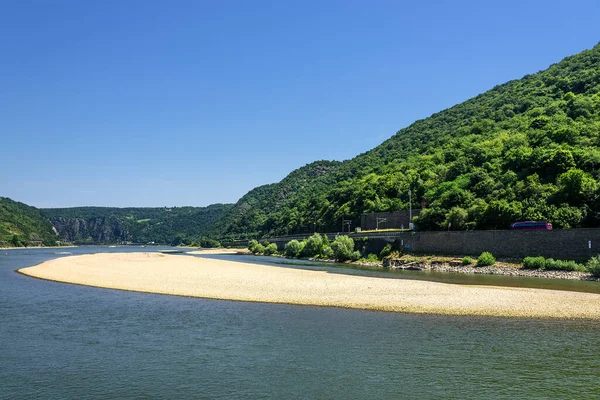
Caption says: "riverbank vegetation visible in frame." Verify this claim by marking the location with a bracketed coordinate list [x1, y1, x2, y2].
[246, 233, 600, 281]
[523, 256, 586, 272]
[248, 234, 362, 262]
[588, 256, 600, 277]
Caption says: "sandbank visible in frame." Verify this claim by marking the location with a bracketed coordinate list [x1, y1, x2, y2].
[185, 248, 250, 255]
[18, 252, 600, 319]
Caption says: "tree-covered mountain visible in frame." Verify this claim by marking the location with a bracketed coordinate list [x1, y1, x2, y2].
[0, 197, 59, 246]
[5, 44, 600, 243]
[211, 160, 343, 237]
[43, 204, 233, 245]
[219, 42, 600, 237]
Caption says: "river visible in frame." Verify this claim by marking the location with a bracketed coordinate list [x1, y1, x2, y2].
[1, 247, 599, 399]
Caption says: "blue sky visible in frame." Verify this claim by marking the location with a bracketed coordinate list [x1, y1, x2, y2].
[1, 0, 599, 208]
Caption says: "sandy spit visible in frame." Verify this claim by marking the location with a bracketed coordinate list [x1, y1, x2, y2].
[18, 252, 600, 319]
[185, 248, 250, 255]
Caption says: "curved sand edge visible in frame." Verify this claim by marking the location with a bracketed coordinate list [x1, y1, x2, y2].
[18, 252, 600, 319]
[185, 248, 250, 255]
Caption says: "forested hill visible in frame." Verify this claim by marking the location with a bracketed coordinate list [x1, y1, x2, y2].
[220, 42, 600, 237]
[0, 197, 58, 246]
[211, 160, 342, 236]
[5, 44, 600, 243]
[42, 204, 233, 245]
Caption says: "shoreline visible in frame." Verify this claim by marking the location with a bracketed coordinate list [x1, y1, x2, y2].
[1, 245, 78, 250]
[380, 260, 594, 281]
[296, 256, 596, 281]
[17, 252, 600, 319]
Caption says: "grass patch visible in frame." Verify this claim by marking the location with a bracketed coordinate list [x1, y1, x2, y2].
[523, 256, 585, 272]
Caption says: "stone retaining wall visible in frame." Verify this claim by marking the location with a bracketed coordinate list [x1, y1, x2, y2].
[227, 228, 600, 261]
[362, 229, 599, 261]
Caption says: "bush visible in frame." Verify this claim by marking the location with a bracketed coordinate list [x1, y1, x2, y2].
[284, 240, 303, 257]
[586, 256, 600, 277]
[247, 239, 259, 252]
[523, 256, 585, 271]
[477, 252, 496, 267]
[264, 243, 278, 256]
[252, 243, 265, 255]
[365, 253, 380, 262]
[523, 256, 546, 269]
[200, 236, 221, 248]
[302, 233, 324, 257]
[330, 235, 355, 261]
[321, 246, 334, 259]
[544, 258, 585, 272]
[379, 244, 392, 259]
[462, 256, 473, 265]
[351, 250, 362, 261]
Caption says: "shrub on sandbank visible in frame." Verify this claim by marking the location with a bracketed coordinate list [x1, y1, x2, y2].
[587, 256, 600, 277]
[477, 252, 496, 267]
[523, 256, 585, 271]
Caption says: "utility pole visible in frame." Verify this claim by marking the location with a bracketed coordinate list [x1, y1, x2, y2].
[409, 189, 412, 230]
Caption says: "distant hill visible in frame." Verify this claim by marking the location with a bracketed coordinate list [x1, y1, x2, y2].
[0, 197, 58, 247]
[42, 204, 233, 245]
[218, 42, 600, 237]
[211, 160, 343, 237]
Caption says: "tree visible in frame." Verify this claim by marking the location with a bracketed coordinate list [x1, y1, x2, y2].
[284, 240, 303, 257]
[252, 243, 265, 255]
[11, 235, 21, 247]
[557, 169, 598, 204]
[445, 207, 468, 230]
[330, 236, 355, 261]
[301, 233, 324, 257]
[247, 239, 259, 252]
[415, 207, 446, 230]
[481, 200, 523, 229]
[552, 205, 583, 228]
[264, 243, 278, 255]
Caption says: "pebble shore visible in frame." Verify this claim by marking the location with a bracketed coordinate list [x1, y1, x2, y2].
[381, 258, 596, 281]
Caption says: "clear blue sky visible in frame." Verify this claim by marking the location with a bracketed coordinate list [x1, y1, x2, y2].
[1, 0, 598, 208]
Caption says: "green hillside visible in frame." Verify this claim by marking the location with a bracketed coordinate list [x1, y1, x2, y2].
[42, 204, 233, 245]
[5, 44, 600, 242]
[0, 197, 58, 246]
[220, 42, 600, 237]
[211, 160, 342, 237]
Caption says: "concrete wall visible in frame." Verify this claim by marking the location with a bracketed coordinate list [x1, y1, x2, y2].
[360, 210, 421, 231]
[361, 228, 600, 261]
